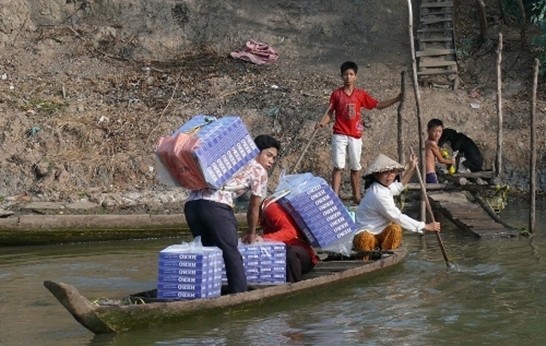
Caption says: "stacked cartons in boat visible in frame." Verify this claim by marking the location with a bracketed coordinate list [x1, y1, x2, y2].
[157, 245, 223, 300]
[222, 242, 287, 285]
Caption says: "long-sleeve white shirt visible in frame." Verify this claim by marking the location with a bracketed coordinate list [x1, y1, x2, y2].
[355, 181, 425, 234]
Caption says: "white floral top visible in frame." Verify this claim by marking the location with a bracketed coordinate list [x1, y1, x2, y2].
[186, 159, 268, 208]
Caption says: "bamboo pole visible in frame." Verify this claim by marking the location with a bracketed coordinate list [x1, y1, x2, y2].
[291, 105, 331, 174]
[406, 0, 426, 220]
[397, 70, 407, 163]
[495, 33, 503, 178]
[529, 58, 538, 234]
[411, 147, 452, 267]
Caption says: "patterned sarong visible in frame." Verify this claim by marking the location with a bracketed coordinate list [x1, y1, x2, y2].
[353, 223, 403, 252]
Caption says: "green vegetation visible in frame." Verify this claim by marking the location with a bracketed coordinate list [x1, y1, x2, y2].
[500, 0, 525, 23]
[456, 38, 476, 60]
[500, 0, 546, 75]
[23, 98, 66, 115]
[530, 0, 546, 75]
[518, 227, 531, 236]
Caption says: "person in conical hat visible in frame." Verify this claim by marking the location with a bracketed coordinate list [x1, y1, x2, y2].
[362, 153, 406, 180]
[353, 153, 441, 255]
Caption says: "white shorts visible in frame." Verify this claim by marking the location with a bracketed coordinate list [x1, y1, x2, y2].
[331, 134, 362, 170]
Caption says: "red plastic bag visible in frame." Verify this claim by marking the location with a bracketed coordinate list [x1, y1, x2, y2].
[155, 132, 208, 190]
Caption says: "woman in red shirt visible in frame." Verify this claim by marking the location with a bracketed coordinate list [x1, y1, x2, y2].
[260, 201, 319, 283]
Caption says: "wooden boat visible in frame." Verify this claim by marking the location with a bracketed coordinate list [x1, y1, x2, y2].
[43, 247, 407, 334]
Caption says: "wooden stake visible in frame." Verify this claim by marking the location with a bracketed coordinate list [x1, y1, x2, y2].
[397, 70, 406, 163]
[530, 58, 538, 234]
[407, 0, 426, 221]
[495, 33, 503, 178]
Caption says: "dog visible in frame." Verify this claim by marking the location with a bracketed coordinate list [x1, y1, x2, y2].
[438, 128, 483, 172]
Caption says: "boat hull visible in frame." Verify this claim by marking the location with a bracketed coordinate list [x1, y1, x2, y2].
[44, 247, 407, 334]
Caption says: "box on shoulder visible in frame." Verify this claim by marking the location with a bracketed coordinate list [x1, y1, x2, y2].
[155, 115, 259, 190]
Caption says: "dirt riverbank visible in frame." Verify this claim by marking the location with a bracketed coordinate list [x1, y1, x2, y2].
[0, 0, 544, 218]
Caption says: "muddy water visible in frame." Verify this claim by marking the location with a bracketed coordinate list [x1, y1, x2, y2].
[1, 198, 545, 346]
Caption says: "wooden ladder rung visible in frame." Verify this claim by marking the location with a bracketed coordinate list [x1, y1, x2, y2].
[418, 69, 458, 76]
[421, 17, 453, 25]
[420, 1, 454, 8]
[419, 60, 458, 68]
[420, 8, 453, 15]
[418, 37, 453, 43]
[417, 27, 453, 33]
[416, 49, 456, 57]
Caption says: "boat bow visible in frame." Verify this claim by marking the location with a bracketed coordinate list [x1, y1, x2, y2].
[43, 280, 115, 334]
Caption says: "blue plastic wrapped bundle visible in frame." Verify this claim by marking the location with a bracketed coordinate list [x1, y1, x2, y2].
[155, 115, 259, 190]
[157, 240, 224, 300]
[221, 241, 287, 285]
[275, 173, 357, 255]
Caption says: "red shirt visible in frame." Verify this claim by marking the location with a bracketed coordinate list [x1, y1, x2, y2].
[260, 202, 319, 265]
[330, 87, 378, 138]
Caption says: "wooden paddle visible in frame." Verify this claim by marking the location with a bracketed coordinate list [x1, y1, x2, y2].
[410, 147, 452, 267]
[291, 104, 332, 173]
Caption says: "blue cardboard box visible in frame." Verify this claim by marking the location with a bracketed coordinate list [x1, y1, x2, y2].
[157, 115, 259, 189]
[278, 176, 357, 248]
[157, 244, 223, 300]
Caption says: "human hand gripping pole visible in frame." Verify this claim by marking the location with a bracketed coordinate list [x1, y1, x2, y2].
[291, 104, 332, 173]
[410, 147, 452, 267]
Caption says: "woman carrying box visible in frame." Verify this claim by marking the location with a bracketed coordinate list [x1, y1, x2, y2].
[183, 135, 280, 294]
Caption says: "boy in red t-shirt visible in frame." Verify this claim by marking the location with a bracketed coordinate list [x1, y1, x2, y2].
[316, 61, 402, 204]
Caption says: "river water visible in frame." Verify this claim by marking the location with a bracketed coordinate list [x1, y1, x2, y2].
[1, 198, 545, 346]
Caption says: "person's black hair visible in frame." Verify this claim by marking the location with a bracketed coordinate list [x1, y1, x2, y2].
[254, 134, 281, 152]
[363, 173, 401, 189]
[364, 175, 377, 190]
[427, 118, 444, 130]
[340, 61, 358, 75]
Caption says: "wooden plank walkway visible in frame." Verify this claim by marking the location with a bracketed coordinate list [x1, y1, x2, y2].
[427, 191, 520, 238]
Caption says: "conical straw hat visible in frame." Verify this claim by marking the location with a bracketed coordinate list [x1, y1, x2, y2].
[363, 154, 405, 178]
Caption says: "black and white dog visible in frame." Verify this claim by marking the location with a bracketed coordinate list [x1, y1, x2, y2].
[438, 128, 483, 172]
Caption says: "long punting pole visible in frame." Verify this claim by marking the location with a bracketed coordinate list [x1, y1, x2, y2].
[529, 58, 538, 234]
[411, 147, 452, 267]
[291, 105, 331, 174]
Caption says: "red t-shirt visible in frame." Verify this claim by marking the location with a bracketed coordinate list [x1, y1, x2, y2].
[260, 202, 319, 265]
[330, 87, 378, 139]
